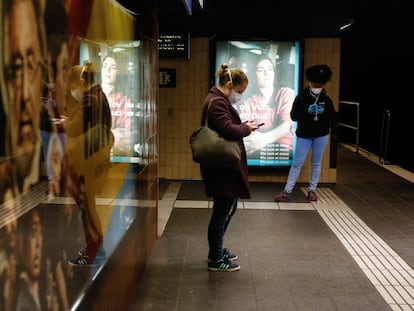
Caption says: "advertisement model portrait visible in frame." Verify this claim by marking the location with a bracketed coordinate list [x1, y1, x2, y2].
[215, 40, 300, 167]
[101, 52, 139, 160]
[240, 55, 295, 164]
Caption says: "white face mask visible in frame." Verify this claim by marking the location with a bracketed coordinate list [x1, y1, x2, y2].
[229, 91, 242, 104]
[45, 82, 55, 90]
[310, 87, 323, 95]
[70, 89, 82, 101]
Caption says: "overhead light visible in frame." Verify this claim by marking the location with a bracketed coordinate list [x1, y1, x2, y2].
[113, 47, 125, 53]
[230, 41, 253, 49]
[249, 49, 262, 55]
[340, 18, 355, 31]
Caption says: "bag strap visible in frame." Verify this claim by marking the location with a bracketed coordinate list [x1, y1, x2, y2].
[204, 97, 220, 126]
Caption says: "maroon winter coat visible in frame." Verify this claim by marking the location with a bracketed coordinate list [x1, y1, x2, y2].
[200, 86, 252, 199]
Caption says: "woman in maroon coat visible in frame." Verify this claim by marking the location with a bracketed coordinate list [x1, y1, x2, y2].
[58, 61, 113, 267]
[201, 64, 259, 272]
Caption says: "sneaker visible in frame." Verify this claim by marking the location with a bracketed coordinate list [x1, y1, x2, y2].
[77, 248, 87, 257]
[208, 259, 240, 272]
[223, 248, 238, 261]
[273, 191, 292, 202]
[68, 252, 106, 267]
[307, 191, 317, 201]
[78, 248, 106, 260]
[68, 255, 94, 267]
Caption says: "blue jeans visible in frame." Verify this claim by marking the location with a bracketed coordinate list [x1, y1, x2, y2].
[208, 196, 238, 261]
[284, 135, 329, 193]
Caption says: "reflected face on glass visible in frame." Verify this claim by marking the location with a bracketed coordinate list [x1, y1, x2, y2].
[49, 134, 62, 180]
[27, 210, 42, 280]
[54, 42, 69, 113]
[5, 220, 18, 251]
[101, 56, 118, 86]
[7, 0, 43, 179]
[256, 59, 274, 88]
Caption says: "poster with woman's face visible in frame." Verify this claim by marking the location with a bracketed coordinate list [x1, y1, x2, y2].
[215, 40, 300, 167]
[79, 39, 144, 164]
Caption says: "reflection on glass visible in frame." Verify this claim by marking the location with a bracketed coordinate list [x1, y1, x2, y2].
[61, 62, 112, 268]
[1, 0, 156, 310]
[79, 39, 143, 164]
[2, 0, 45, 197]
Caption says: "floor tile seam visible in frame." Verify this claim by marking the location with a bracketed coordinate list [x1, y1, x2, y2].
[361, 254, 393, 271]
[172, 199, 317, 210]
[312, 189, 414, 306]
[317, 206, 414, 308]
[111, 198, 138, 205]
[322, 215, 412, 275]
[0, 182, 48, 228]
[44, 197, 141, 206]
[12, 178, 414, 310]
[303, 187, 345, 205]
[350, 251, 414, 306]
[162, 181, 183, 200]
[340, 143, 414, 184]
[320, 206, 382, 240]
[375, 286, 410, 310]
[41, 197, 309, 210]
[173, 242, 191, 310]
[343, 241, 395, 261]
[321, 210, 400, 258]
[364, 269, 402, 287]
[1, 182, 47, 207]
[388, 303, 414, 310]
[361, 264, 414, 286]
[380, 284, 414, 306]
[375, 285, 401, 305]
[321, 211, 406, 263]
[364, 269, 414, 290]
[164, 190, 414, 308]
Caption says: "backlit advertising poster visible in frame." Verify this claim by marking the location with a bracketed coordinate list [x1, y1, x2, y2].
[215, 40, 300, 167]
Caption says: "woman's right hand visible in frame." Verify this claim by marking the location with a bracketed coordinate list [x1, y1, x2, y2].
[245, 120, 259, 132]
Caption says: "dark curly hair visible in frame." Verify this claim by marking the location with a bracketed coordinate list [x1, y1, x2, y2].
[305, 64, 332, 84]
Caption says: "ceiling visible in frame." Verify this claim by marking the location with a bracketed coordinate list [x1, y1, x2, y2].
[115, 0, 413, 38]
[154, 0, 413, 38]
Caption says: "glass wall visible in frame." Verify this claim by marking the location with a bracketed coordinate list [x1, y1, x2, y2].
[1, 0, 158, 309]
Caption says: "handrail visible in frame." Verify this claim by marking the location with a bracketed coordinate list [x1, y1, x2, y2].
[338, 101, 360, 153]
[379, 109, 391, 164]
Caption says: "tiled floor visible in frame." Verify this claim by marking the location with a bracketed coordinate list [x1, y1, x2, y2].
[129, 144, 414, 311]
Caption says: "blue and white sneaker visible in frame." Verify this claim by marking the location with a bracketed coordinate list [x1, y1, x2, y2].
[69, 249, 106, 267]
[223, 248, 238, 261]
[208, 259, 240, 272]
[68, 254, 93, 267]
